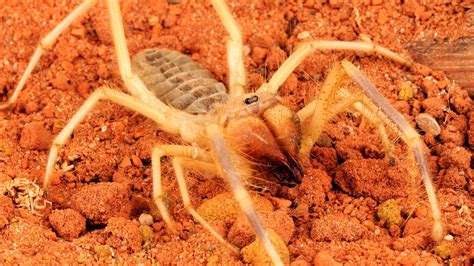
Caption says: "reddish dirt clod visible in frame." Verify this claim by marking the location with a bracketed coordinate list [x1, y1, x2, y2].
[103, 217, 142, 253]
[296, 168, 332, 207]
[70, 182, 132, 225]
[403, 217, 431, 238]
[334, 159, 409, 202]
[313, 250, 341, 266]
[48, 209, 86, 240]
[310, 213, 367, 242]
[228, 209, 295, 248]
[19, 121, 53, 150]
[0, 195, 15, 230]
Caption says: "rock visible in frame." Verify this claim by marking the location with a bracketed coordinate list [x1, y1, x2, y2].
[377, 199, 403, 227]
[334, 159, 409, 202]
[70, 182, 132, 225]
[197, 192, 273, 222]
[434, 241, 452, 259]
[228, 209, 294, 248]
[19, 122, 53, 150]
[313, 250, 342, 266]
[241, 229, 290, 265]
[104, 217, 142, 253]
[415, 113, 441, 136]
[94, 245, 113, 258]
[0, 195, 14, 230]
[311, 214, 366, 242]
[139, 224, 154, 242]
[49, 209, 86, 240]
[138, 213, 154, 226]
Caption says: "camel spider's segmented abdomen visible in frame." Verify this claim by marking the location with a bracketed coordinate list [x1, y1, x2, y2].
[132, 48, 228, 114]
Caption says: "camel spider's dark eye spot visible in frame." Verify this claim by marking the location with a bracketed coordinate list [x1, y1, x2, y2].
[244, 95, 259, 105]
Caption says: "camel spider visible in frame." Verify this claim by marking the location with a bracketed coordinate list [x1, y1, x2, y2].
[1, 0, 444, 264]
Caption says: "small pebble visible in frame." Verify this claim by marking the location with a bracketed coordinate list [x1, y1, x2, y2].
[444, 234, 453, 241]
[297, 31, 311, 39]
[139, 213, 154, 226]
[71, 27, 85, 38]
[94, 245, 113, 258]
[148, 16, 159, 26]
[415, 113, 441, 136]
[131, 155, 143, 167]
[398, 81, 413, 100]
[377, 199, 403, 227]
[374, 228, 381, 236]
[119, 157, 132, 168]
[434, 241, 452, 259]
[139, 224, 154, 242]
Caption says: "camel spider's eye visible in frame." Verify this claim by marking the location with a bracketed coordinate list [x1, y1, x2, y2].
[244, 95, 259, 105]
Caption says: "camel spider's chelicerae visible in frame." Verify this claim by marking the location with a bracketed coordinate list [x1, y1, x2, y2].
[1, 0, 444, 264]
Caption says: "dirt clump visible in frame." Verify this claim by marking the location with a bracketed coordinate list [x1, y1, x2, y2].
[313, 250, 342, 266]
[310, 146, 338, 174]
[70, 182, 132, 225]
[295, 168, 332, 207]
[334, 159, 409, 201]
[438, 146, 471, 189]
[377, 199, 403, 227]
[402, 217, 431, 238]
[103, 217, 142, 253]
[197, 192, 273, 222]
[48, 208, 86, 240]
[228, 209, 294, 248]
[310, 213, 367, 242]
[241, 229, 290, 265]
[0, 195, 15, 230]
[19, 121, 53, 150]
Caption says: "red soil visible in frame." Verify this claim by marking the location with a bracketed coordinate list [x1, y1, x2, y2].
[0, 0, 472, 264]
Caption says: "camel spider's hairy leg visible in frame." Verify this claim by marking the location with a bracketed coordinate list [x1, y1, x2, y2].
[1, 0, 444, 264]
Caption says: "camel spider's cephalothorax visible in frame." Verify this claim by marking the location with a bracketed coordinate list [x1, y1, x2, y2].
[1, 0, 444, 264]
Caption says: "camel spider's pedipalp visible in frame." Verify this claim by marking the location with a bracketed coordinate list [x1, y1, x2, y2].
[1, 0, 444, 264]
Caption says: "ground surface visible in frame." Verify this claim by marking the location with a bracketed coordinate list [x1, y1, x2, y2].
[0, 0, 473, 265]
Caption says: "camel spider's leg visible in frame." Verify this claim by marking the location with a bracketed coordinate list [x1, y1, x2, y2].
[210, 0, 246, 97]
[106, 0, 195, 124]
[150, 145, 215, 233]
[0, 0, 98, 110]
[337, 90, 396, 160]
[298, 61, 442, 241]
[297, 63, 395, 159]
[162, 156, 240, 254]
[106, 0, 148, 100]
[298, 63, 346, 157]
[206, 124, 284, 266]
[340, 60, 443, 241]
[43, 86, 185, 190]
[257, 40, 413, 95]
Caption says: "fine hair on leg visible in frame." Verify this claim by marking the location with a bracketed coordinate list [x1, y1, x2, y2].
[210, 0, 246, 97]
[341, 60, 443, 241]
[258, 40, 413, 95]
[206, 124, 284, 266]
[43, 86, 186, 190]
